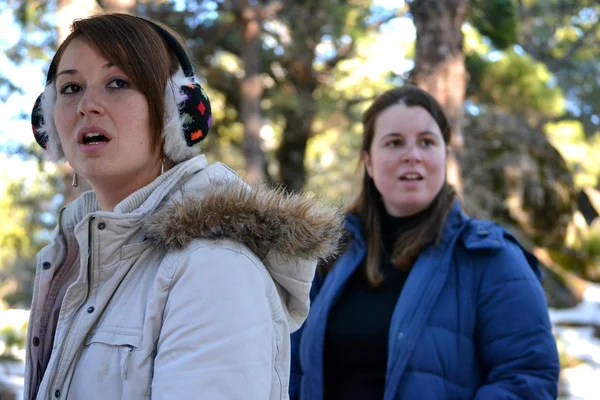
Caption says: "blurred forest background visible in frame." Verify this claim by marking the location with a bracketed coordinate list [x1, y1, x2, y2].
[0, 0, 599, 324]
[1, 0, 600, 396]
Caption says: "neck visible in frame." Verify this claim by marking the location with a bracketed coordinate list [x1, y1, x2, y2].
[90, 164, 163, 212]
[381, 204, 432, 250]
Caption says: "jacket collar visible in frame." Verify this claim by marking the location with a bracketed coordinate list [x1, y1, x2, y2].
[143, 172, 345, 266]
[345, 200, 467, 249]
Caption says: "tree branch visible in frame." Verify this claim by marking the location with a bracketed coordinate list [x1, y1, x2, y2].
[369, 7, 407, 31]
[258, 1, 284, 20]
[555, 18, 600, 65]
[204, 67, 242, 112]
[323, 38, 356, 71]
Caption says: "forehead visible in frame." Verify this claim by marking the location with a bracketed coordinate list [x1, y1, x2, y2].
[56, 38, 113, 72]
[374, 103, 441, 137]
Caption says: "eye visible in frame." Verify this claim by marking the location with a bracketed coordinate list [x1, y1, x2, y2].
[420, 138, 435, 147]
[386, 139, 403, 148]
[59, 83, 82, 95]
[107, 78, 130, 89]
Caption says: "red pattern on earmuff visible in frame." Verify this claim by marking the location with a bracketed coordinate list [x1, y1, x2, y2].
[179, 82, 212, 146]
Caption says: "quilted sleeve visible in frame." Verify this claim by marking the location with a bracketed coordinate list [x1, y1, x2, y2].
[473, 238, 560, 399]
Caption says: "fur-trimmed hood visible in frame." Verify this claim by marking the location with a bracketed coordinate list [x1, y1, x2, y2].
[142, 159, 345, 331]
[144, 182, 344, 264]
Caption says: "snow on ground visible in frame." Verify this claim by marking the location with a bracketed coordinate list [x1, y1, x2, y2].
[552, 284, 600, 400]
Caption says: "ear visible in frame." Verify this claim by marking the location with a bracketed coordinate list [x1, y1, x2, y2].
[363, 151, 373, 178]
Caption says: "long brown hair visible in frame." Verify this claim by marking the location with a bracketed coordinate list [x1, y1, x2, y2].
[347, 85, 457, 287]
[49, 14, 184, 153]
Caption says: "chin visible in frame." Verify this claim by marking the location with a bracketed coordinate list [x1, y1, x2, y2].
[82, 168, 118, 184]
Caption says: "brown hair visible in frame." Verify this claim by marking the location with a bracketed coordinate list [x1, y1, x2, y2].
[49, 13, 183, 152]
[348, 85, 457, 286]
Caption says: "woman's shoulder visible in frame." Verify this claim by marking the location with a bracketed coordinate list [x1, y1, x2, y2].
[155, 236, 268, 284]
[460, 218, 524, 252]
[457, 217, 542, 281]
[342, 213, 363, 239]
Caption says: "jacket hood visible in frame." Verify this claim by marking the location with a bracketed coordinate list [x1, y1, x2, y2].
[144, 181, 344, 262]
[143, 170, 345, 330]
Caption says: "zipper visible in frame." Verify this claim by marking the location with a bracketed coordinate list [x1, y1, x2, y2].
[48, 214, 95, 398]
[120, 346, 134, 379]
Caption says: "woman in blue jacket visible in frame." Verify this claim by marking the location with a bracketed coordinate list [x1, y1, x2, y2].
[290, 86, 560, 399]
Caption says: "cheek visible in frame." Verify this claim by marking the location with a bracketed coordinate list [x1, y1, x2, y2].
[372, 158, 399, 192]
[122, 98, 151, 139]
[115, 105, 155, 156]
[426, 150, 447, 174]
[54, 103, 77, 140]
[372, 151, 398, 173]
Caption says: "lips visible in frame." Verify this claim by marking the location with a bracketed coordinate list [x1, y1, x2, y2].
[83, 132, 109, 144]
[399, 172, 423, 181]
[77, 127, 113, 145]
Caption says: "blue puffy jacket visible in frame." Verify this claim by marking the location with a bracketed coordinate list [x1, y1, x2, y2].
[290, 202, 560, 399]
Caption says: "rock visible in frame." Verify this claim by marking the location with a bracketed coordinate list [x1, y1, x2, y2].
[577, 187, 600, 226]
[542, 265, 580, 309]
[459, 108, 577, 249]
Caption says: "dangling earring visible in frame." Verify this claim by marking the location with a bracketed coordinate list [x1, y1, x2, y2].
[160, 158, 165, 175]
[72, 172, 78, 187]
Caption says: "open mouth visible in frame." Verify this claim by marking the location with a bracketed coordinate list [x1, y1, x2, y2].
[399, 173, 423, 181]
[82, 132, 110, 145]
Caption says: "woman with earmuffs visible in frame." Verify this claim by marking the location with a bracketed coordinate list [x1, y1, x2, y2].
[25, 13, 343, 400]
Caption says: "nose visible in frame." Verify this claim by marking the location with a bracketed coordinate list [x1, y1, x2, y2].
[77, 87, 105, 118]
[401, 142, 422, 163]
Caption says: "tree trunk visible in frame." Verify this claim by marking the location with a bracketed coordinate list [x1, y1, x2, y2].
[275, 3, 324, 193]
[278, 87, 316, 192]
[237, 2, 266, 184]
[409, 0, 468, 194]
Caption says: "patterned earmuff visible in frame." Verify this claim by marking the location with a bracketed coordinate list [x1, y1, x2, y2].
[30, 17, 212, 163]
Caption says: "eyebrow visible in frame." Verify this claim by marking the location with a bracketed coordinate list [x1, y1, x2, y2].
[56, 62, 116, 78]
[382, 131, 439, 138]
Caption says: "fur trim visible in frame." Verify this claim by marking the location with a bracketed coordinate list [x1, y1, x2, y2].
[163, 68, 202, 163]
[144, 181, 346, 263]
[39, 84, 66, 162]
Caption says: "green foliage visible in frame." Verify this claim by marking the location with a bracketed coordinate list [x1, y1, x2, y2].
[4, 0, 55, 65]
[0, 324, 27, 358]
[0, 155, 60, 308]
[463, 24, 491, 56]
[0, 314, 28, 360]
[468, 49, 565, 118]
[518, 1, 600, 136]
[468, 0, 519, 49]
[582, 228, 600, 260]
[303, 26, 413, 201]
[545, 121, 600, 188]
[555, 222, 600, 279]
